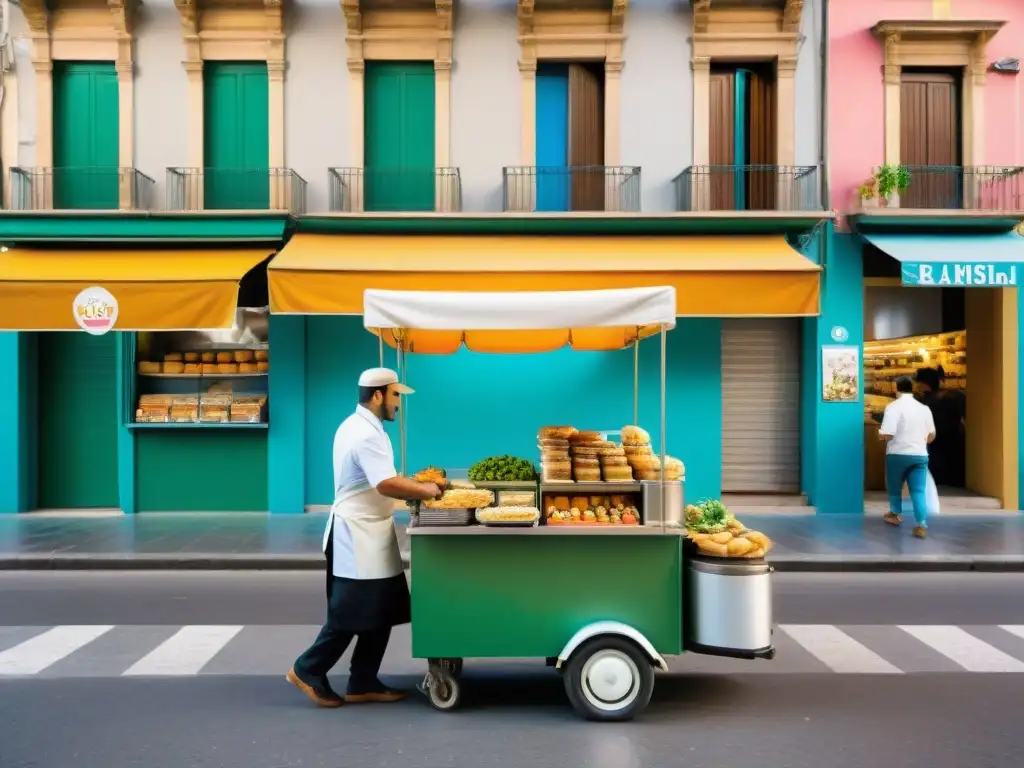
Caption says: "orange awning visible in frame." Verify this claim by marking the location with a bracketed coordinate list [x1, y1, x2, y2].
[268, 234, 821, 318]
[0, 247, 272, 331]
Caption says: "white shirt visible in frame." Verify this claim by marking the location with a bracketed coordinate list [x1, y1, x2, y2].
[328, 406, 398, 577]
[333, 406, 398, 503]
[879, 394, 935, 456]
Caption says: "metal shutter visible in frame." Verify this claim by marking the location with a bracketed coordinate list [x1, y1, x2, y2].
[721, 318, 801, 493]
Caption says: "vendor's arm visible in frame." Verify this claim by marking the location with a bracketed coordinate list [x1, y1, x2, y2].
[878, 405, 896, 442]
[355, 440, 443, 501]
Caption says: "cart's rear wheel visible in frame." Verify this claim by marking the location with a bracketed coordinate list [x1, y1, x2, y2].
[563, 636, 655, 722]
[426, 666, 461, 711]
[427, 657, 464, 678]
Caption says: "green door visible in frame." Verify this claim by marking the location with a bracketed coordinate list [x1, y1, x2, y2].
[364, 61, 435, 211]
[37, 333, 119, 509]
[52, 62, 119, 209]
[204, 62, 270, 209]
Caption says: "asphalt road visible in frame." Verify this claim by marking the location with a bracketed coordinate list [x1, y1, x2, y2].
[1, 570, 1022, 625]
[2, 572, 1023, 768]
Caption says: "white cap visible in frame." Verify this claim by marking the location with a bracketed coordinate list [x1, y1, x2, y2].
[358, 367, 415, 394]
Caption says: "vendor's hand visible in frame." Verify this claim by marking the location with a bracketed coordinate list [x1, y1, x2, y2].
[435, 476, 448, 492]
[422, 483, 443, 500]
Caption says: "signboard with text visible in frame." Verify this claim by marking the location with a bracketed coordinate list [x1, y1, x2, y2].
[900, 262, 1021, 287]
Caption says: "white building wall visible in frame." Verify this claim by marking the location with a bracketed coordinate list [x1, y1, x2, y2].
[3, 0, 823, 213]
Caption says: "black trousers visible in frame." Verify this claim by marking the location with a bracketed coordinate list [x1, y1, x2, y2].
[292, 530, 397, 692]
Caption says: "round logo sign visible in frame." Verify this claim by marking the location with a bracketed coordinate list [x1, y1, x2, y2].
[73, 287, 118, 335]
[830, 325, 849, 343]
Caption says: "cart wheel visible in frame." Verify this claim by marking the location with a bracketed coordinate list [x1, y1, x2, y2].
[427, 657, 464, 678]
[426, 666, 461, 711]
[563, 636, 655, 722]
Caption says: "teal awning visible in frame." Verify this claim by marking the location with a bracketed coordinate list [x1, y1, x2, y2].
[865, 233, 1024, 287]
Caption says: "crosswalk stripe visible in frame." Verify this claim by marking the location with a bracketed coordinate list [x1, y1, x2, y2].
[779, 625, 903, 674]
[0, 626, 114, 676]
[899, 625, 1024, 673]
[999, 626, 1024, 642]
[122, 625, 243, 676]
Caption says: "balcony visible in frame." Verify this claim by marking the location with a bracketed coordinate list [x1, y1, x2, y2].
[502, 166, 641, 213]
[883, 165, 1024, 212]
[328, 168, 462, 213]
[166, 168, 307, 213]
[674, 165, 820, 212]
[9, 166, 155, 210]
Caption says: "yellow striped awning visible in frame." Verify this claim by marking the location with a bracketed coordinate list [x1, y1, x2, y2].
[0, 247, 272, 331]
[268, 234, 821, 319]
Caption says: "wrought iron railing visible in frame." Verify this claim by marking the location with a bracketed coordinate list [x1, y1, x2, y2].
[887, 165, 1024, 211]
[674, 165, 820, 212]
[9, 166, 155, 210]
[165, 168, 307, 213]
[502, 166, 642, 212]
[328, 167, 462, 212]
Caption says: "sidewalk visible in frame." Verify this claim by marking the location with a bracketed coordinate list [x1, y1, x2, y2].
[0, 511, 1022, 572]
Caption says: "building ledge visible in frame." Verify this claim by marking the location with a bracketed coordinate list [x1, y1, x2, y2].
[848, 209, 1021, 235]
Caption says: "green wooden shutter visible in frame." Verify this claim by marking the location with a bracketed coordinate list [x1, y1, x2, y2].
[364, 61, 436, 211]
[52, 62, 119, 209]
[37, 333, 119, 509]
[204, 62, 270, 209]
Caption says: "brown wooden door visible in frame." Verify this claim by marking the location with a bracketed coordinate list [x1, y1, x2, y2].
[900, 72, 960, 208]
[747, 69, 776, 210]
[568, 63, 604, 211]
[709, 72, 735, 210]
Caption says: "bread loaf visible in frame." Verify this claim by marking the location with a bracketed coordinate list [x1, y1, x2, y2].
[538, 426, 576, 440]
[163, 362, 185, 374]
[184, 352, 200, 362]
[233, 350, 254, 363]
[201, 352, 215, 363]
[164, 352, 183, 363]
[217, 363, 239, 374]
[256, 361, 269, 373]
[138, 361, 161, 374]
[183, 363, 201, 374]
[568, 430, 602, 445]
[620, 425, 651, 445]
[238, 363, 257, 373]
[254, 350, 269, 362]
[216, 352, 233, 364]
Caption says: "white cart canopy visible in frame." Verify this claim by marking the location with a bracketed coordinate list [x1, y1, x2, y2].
[363, 287, 676, 354]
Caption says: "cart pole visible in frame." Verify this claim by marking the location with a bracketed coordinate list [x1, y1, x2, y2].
[632, 336, 639, 426]
[379, 334, 384, 367]
[660, 326, 667, 531]
[398, 342, 407, 477]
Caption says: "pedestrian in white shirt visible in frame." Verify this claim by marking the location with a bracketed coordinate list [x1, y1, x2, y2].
[287, 368, 445, 708]
[878, 376, 936, 539]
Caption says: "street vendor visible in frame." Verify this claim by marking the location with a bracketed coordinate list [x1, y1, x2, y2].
[287, 367, 445, 708]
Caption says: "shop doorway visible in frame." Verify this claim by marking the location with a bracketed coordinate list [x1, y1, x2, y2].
[36, 332, 120, 510]
[862, 246, 1009, 509]
[721, 318, 801, 495]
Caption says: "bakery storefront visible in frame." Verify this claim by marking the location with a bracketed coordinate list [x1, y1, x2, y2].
[841, 224, 1024, 511]
[0, 234, 280, 513]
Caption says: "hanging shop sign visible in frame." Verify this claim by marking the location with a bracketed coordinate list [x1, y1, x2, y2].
[821, 345, 859, 403]
[73, 286, 119, 335]
[900, 263, 1020, 287]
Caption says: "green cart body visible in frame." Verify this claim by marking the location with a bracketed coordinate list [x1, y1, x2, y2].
[409, 526, 686, 720]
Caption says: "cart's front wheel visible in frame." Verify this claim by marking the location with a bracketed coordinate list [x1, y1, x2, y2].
[564, 637, 655, 722]
[426, 666, 461, 711]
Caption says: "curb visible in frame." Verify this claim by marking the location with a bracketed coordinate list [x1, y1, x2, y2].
[2, 554, 1023, 572]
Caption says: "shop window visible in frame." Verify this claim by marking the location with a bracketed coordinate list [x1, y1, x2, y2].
[129, 264, 270, 427]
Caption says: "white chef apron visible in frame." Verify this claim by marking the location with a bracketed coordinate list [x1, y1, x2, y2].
[322, 486, 403, 580]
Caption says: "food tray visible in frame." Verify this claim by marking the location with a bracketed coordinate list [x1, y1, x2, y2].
[416, 508, 474, 526]
[475, 508, 540, 527]
[546, 519, 639, 527]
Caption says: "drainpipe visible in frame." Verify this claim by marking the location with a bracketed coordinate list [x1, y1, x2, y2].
[819, 0, 830, 212]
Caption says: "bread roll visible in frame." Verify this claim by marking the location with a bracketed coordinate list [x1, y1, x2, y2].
[569, 431, 602, 444]
[572, 456, 599, 467]
[538, 438, 570, 449]
[599, 454, 628, 466]
[254, 350, 269, 362]
[217, 363, 239, 374]
[634, 469, 663, 481]
[201, 352, 215, 363]
[710, 531, 734, 545]
[696, 539, 729, 557]
[627, 454, 661, 471]
[164, 352, 183, 362]
[552, 496, 570, 511]
[138, 361, 161, 374]
[623, 444, 653, 457]
[183, 363, 202, 374]
[620, 425, 651, 444]
[216, 352, 233, 364]
[163, 361, 185, 374]
[256, 361, 269, 372]
[602, 465, 634, 481]
[183, 352, 199, 362]
[570, 446, 601, 457]
[573, 467, 601, 482]
[201, 363, 218, 374]
[743, 530, 773, 553]
[238, 362, 256, 373]
[233, 350, 254, 363]
[727, 537, 755, 556]
[538, 426, 576, 440]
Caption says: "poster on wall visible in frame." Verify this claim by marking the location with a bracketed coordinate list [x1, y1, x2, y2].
[821, 345, 859, 403]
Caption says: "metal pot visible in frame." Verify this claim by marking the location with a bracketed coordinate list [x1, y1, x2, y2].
[684, 556, 774, 659]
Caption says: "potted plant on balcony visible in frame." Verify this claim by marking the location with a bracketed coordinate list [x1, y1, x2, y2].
[875, 164, 911, 208]
[857, 177, 880, 209]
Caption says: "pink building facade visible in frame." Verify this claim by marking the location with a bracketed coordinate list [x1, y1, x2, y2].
[823, 0, 1024, 515]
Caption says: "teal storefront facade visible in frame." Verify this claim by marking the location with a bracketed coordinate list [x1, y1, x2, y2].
[9, 211, 1017, 516]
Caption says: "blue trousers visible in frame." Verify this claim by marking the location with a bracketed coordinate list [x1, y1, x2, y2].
[886, 454, 930, 527]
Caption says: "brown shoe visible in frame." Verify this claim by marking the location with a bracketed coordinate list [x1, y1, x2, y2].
[883, 512, 902, 527]
[345, 688, 407, 704]
[913, 526, 927, 539]
[287, 667, 343, 708]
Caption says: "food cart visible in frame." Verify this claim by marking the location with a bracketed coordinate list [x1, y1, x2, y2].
[363, 286, 775, 722]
